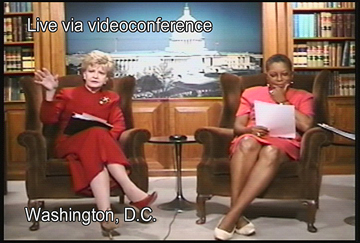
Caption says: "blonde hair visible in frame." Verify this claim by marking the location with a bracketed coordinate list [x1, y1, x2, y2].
[80, 50, 115, 78]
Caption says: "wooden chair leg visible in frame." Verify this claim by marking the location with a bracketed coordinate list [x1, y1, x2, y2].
[27, 200, 44, 231]
[119, 195, 125, 204]
[302, 200, 318, 233]
[196, 194, 212, 224]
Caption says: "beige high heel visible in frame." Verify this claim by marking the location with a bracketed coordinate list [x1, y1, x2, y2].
[100, 209, 121, 240]
[101, 221, 120, 240]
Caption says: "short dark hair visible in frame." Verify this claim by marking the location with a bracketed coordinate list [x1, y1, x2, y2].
[265, 54, 293, 71]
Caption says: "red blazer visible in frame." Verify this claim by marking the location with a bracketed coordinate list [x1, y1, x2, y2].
[40, 85, 126, 144]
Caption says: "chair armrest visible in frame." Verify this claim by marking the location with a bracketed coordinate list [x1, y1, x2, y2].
[195, 126, 234, 160]
[17, 130, 48, 168]
[17, 130, 48, 184]
[119, 128, 151, 162]
[119, 128, 151, 192]
[299, 127, 333, 169]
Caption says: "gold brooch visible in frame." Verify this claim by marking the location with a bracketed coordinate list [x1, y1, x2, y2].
[99, 97, 110, 105]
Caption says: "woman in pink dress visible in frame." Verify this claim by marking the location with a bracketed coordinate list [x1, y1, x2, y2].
[214, 54, 314, 240]
[34, 50, 157, 239]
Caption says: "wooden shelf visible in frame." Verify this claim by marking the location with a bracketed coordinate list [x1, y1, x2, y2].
[4, 12, 33, 16]
[328, 95, 355, 98]
[4, 100, 26, 104]
[4, 71, 34, 75]
[4, 41, 34, 46]
[294, 67, 355, 71]
[293, 37, 355, 41]
[293, 8, 355, 12]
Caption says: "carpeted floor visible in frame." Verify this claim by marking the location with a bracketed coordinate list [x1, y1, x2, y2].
[4, 175, 355, 240]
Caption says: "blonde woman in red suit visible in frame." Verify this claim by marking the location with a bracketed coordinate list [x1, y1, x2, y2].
[34, 50, 157, 239]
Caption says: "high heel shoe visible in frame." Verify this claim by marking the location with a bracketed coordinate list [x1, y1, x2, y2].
[101, 220, 120, 240]
[129, 191, 158, 210]
[214, 216, 235, 240]
[129, 192, 158, 223]
[100, 209, 121, 240]
[235, 216, 255, 236]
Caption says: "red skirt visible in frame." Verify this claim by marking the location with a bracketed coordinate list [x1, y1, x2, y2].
[230, 134, 300, 161]
[56, 127, 130, 196]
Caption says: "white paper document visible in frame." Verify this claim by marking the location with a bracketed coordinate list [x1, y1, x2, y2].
[317, 123, 355, 140]
[254, 100, 296, 138]
[72, 112, 113, 127]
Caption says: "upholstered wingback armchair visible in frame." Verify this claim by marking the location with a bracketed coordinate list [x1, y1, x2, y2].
[195, 70, 333, 232]
[18, 75, 150, 231]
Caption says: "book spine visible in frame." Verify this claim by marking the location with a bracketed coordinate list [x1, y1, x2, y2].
[331, 13, 337, 37]
[344, 13, 351, 37]
[349, 41, 355, 67]
[336, 13, 344, 37]
[5, 17, 13, 42]
[326, 12, 332, 38]
[341, 41, 350, 67]
[4, 2, 10, 13]
[300, 44, 308, 67]
[293, 14, 299, 38]
[336, 42, 343, 67]
[348, 73, 355, 96]
[293, 44, 299, 67]
[350, 13, 355, 38]
[323, 41, 330, 67]
[333, 71, 340, 95]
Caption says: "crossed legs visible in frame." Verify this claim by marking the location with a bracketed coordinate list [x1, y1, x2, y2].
[218, 136, 289, 233]
[90, 164, 148, 212]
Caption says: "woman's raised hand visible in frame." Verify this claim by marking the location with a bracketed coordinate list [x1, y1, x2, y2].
[34, 68, 59, 91]
[268, 83, 290, 104]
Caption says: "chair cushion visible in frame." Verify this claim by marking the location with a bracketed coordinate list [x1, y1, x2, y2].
[46, 158, 71, 176]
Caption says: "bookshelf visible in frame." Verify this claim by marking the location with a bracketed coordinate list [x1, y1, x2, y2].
[289, 2, 355, 97]
[4, 2, 35, 102]
[287, 2, 355, 174]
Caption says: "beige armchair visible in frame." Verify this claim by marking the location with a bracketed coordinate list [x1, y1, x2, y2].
[18, 75, 150, 231]
[195, 70, 333, 232]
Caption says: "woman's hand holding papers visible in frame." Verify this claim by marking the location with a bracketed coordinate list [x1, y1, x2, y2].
[250, 125, 269, 137]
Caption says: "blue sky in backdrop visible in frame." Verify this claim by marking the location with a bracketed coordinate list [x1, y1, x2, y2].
[65, 2, 262, 54]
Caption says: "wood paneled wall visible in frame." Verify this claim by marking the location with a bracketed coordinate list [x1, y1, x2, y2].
[133, 99, 222, 175]
[33, 2, 66, 76]
[262, 2, 292, 63]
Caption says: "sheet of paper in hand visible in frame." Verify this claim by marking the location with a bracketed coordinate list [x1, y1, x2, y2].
[254, 100, 296, 138]
[64, 113, 113, 136]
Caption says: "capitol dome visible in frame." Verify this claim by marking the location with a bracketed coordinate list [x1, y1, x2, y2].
[165, 3, 208, 53]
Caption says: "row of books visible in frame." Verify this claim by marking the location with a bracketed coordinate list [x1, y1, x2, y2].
[296, 71, 355, 97]
[293, 41, 355, 68]
[4, 46, 35, 72]
[4, 77, 25, 101]
[293, 13, 355, 38]
[329, 72, 355, 96]
[292, 2, 355, 9]
[4, 16, 33, 42]
[4, 2, 32, 13]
